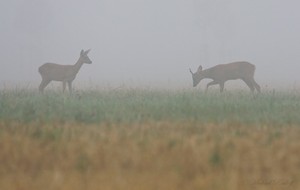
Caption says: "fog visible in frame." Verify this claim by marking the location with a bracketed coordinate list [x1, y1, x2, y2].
[1, 0, 300, 90]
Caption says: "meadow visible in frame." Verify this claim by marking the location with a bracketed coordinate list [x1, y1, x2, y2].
[0, 88, 299, 190]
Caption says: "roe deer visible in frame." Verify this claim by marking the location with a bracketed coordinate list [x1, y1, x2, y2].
[189, 61, 261, 93]
[38, 49, 92, 93]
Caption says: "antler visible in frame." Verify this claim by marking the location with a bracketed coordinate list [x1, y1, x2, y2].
[189, 68, 193, 74]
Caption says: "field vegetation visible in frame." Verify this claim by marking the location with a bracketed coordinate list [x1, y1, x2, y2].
[0, 88, 299, 190]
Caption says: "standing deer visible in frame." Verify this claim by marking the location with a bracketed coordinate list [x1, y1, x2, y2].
[38, 49, 92, 93]
[189, 61, 261, 93]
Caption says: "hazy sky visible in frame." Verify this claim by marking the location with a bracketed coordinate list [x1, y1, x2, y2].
[1, 0, 300, 90]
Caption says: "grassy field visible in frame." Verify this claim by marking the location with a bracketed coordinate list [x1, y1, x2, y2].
[0, 88, 299, 190]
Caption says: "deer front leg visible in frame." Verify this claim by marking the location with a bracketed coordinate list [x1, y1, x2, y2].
[68, 81, 73, 94]
[219, 82, 225, 93]
[39, 79, 51, 93]
[62, 81, 67, 93]
[206, 80, 219, 92]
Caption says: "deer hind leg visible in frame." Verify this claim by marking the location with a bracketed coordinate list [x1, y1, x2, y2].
[242, 78, 255, 92]
[251, 79, 261, 93]
[39, 78, 51, 93]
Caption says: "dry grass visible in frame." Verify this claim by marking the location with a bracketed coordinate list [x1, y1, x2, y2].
[0, 121, 299, 190]
[1, 89, 300, 189]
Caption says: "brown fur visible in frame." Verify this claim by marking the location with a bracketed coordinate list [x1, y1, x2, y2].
[38, 49, 92, 93]
[190, 61, 260, 92]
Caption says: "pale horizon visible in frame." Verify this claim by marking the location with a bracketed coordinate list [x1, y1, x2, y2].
[1, 0, 300, 91]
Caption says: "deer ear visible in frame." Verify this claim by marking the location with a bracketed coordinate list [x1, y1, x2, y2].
[85, 49, 91, 54]
[80, 50, 84, 56]
[197, 65, 202, 72]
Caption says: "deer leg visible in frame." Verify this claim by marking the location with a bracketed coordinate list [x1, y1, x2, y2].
[251, 78, 261, 93]
[67, 81, 73, 94]
[242, 79, 255, 92]
[219, 82, 225, 93]
[39, 79, 51, 93]
[62, 81, 67, 93]
[206, 81, 219, 92]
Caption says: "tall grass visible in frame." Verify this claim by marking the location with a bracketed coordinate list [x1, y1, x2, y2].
[1, 88, 300, 125]
[0, 88, 300, 190]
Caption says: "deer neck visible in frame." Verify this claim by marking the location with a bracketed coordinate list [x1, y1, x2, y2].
[201, 69, 212, 79]
[73, 58, 84, 74]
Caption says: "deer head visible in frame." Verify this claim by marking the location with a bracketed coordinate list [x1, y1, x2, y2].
[189, 65, 203, 87]
[79, 49, 92, 64]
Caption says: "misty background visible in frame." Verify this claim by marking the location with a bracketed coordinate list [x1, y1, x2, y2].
[1, 0, 300, 90]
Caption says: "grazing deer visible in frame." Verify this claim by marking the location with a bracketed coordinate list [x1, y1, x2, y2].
[189, 61, 261, 93]
[38, 49, 92, 93]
